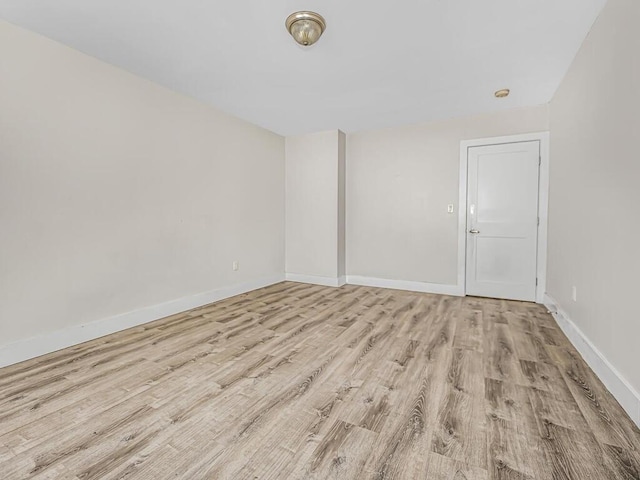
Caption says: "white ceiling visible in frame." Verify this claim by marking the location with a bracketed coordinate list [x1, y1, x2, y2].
[0, 0, 607, 136]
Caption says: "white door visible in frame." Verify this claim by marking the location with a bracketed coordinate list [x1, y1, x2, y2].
[466, 141, 540, 302]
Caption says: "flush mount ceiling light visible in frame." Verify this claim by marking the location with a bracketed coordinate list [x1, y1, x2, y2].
[286, 11, 326, 47]
[495, 88, 510, 98]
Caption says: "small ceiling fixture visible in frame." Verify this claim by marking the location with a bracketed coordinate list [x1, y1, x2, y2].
[495, 88, 510, 98]
[286, 11, 326, 47]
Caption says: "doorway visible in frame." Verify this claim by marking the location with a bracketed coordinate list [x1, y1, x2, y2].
[458, 133, 549, 303]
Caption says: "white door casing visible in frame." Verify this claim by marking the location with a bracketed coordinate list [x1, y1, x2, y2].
[464, 140, 541, 302]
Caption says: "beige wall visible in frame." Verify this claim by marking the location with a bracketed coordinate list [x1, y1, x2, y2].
[347, 106, 549, 285]
[285, 130, 345, 281]
[337, 131, 346, 278]
[548, 0, 640, 394]
[0, 20, 285, 346]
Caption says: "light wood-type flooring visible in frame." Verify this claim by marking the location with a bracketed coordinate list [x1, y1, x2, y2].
[1, 282, 639, 479]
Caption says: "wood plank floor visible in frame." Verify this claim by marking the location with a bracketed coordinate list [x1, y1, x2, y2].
[1, 282, 639, 479]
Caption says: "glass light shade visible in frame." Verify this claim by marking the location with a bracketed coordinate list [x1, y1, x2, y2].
[286, 12, 326, 47]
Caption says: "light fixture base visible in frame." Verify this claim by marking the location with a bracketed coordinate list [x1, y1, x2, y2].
[286, 11, 326, 47]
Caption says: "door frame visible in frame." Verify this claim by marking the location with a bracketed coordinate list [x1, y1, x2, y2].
[457, 132, 550, 304]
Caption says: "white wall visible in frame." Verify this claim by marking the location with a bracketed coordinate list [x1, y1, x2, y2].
[548, 0, 640, 406]
[346, 107, 549, 286]
[285, 130, 345, 284]
[0, 21, 285, 349]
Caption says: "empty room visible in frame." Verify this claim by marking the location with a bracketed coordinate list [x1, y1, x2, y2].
[1, 0, 639, 479]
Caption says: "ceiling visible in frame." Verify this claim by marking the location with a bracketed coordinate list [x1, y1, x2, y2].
[0, 0, 607, 136]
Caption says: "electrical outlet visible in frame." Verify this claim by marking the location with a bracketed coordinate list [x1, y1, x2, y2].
[233, 261, 239, 271]
[571, 286, 577, 302]
[447, 204, 455, 214]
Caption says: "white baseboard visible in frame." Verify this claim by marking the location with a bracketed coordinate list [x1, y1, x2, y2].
[346, 275, 464, 297]
[0, 274, 285, 369]
[285, 273, 346, 287]
[544, 294, 640, 428]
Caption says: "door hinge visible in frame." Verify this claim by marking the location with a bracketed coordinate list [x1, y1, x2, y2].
[539, 156, 541, 166]
[536, 278, 538, 286]
[537, 217, 540, 226]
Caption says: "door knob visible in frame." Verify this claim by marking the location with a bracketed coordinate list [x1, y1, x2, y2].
[469, 229, 480, 234]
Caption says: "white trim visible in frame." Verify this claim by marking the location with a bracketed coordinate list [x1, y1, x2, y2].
[285, 273, 346, 287]
[458, 132, 550, 303]
[536, 134, 550, 304]
[0, 274, 285, 369]
[346, 275, 463, 296]
[457, 141, 469, 295]
[544, 294, 640, 428]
